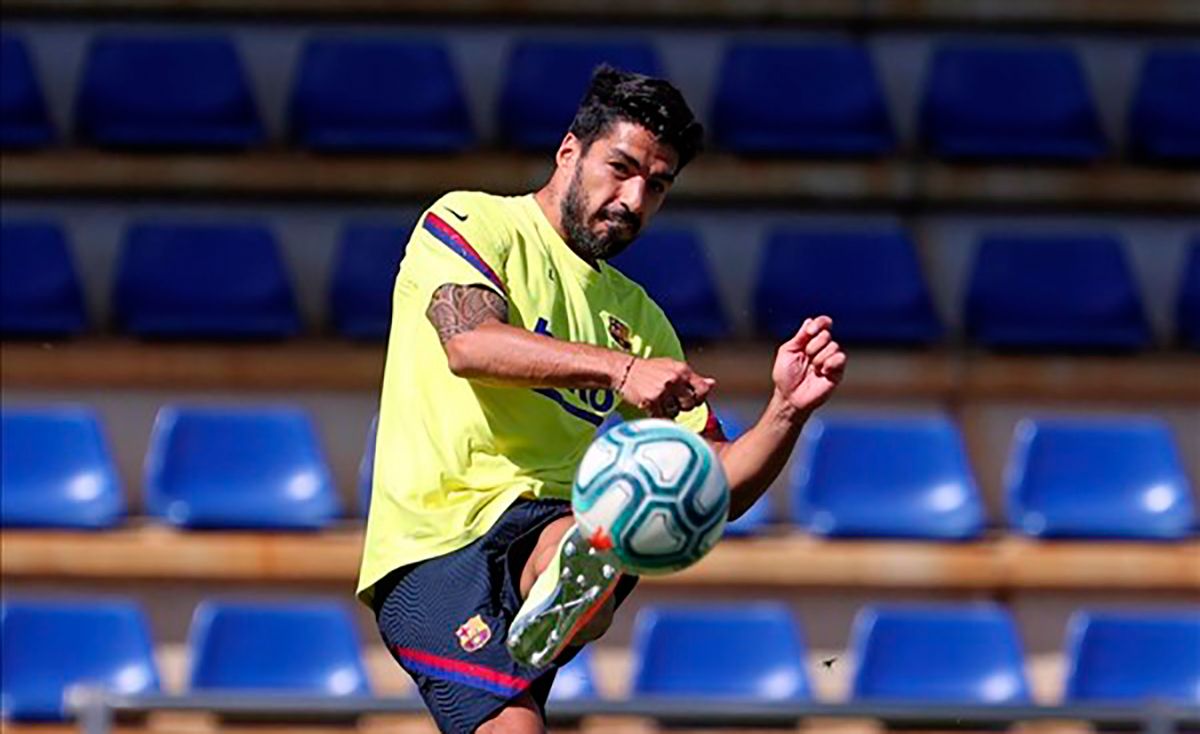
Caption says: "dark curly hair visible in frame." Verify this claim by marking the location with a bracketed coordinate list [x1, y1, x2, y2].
[568, 64, 704, 171]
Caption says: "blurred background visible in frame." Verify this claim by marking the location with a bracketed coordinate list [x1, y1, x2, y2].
[1, 0, 1198, 731]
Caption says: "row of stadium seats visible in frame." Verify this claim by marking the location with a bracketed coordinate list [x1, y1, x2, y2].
[5, 219, 1199, 348]
[3, 33, 1198, 160]
[4, 405, 1194, 539]
[3, 598, 1196, 720]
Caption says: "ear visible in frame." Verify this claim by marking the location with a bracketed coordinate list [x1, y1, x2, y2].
[556, 132, 582, 169]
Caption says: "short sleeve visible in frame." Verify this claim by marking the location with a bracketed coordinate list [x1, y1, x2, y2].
[400, 192, 510, 298]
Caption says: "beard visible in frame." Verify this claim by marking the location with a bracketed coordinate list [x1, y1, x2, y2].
[560, 165, 640, 262]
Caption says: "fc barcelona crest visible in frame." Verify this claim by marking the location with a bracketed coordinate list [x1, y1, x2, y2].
[607, 315, 633, 351]
[455, 614, 492, 652]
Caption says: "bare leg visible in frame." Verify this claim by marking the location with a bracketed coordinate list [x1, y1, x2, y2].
[520, 516, 574, 598]
[475, 520, 594, 733]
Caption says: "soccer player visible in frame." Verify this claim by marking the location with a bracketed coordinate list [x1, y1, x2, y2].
[358, 66, 847, 734]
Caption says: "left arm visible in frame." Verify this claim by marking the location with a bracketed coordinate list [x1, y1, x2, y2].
[707, 316, 846, 520]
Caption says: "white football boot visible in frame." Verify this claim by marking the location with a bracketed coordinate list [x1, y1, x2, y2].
[506, 524, 622, 669]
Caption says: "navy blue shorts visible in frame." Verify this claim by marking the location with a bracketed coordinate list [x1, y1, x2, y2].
[373, 498, 637, 734]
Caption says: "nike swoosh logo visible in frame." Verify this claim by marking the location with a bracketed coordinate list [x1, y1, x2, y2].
[446, 208, 469, 222]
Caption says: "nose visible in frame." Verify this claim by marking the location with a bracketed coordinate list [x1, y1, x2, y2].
[616, 178, 646, 220]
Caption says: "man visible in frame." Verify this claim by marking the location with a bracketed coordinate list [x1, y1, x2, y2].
[358, 66, 847, 734]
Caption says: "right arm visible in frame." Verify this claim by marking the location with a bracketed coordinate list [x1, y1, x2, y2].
[426, 283, 714, 416]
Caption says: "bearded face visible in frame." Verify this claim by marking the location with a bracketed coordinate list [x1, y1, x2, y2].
[560, 162, 642, 262]
[554, 121, 678, 264]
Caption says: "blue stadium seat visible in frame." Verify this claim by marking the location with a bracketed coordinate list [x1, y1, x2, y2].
[76, 35, 263, 148]
[920, 44, 1106, 161]
[0, 220, 86, 336]
[966, 233, 1150, 350]
[188, 600, 369, 695]
[610, 228, 729, 342]
[358, 414, 377, 516]
[114, 221, 300, 339]
[0, 35, 54, 147]
[330, 222, 406, 339]
[712, 42, 895, 156]
[791, 415, 983, 540]
[1, 599, 159, 721]
[755, 228, 942, 345]
[1, 406, 123, 529]
[499, 40, 662, 150]
[1006, 418, 1194, 539]
[1129, 49, 1200, 162]
[632, 604, 809, 699]
[850, 605, 1031, 704]
[1064, 610, 1200, 704]
[1178, 238, 1200, 349]
[290, 39, 474, 152]
[549, 647, 598, 701]
[145, 405, 340, 529]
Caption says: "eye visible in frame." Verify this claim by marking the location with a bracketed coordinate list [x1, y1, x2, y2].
[609, 161, 631, 177]
[648, 180, 668, 195]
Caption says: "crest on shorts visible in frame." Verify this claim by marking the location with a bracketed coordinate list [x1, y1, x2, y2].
[607, 315, 633, 351]
[455, 614, 492, 652]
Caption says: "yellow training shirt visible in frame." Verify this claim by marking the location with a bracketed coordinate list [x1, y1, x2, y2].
[357, 191, 711, 606]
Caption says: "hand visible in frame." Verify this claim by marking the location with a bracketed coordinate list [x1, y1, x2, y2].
[617, 357, 716, 420]
[772, 316, 847, 414]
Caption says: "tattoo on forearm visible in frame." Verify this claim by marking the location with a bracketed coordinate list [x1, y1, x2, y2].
[426, 284, 509, 345]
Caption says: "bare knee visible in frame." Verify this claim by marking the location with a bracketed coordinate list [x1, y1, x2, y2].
[475, 693, 545, 734]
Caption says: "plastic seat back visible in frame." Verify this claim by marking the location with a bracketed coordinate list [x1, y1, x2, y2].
[1, 220, 86, 336]
[712, 42, 895, 156]
[1006, 417, 1194, 539]
[1129, 48, 1200, 162]
[290, 38, 473, 152]
[0, 34, 55, 147]
[115, 221, 300, 339]
[1, 599, 159, 721]
[632, 603, 809, 699]
[145, 405, 340, 529]
[966, 233, 1149, 350]
[921, 44, 1106, 160]
[188, 600, 369, 695]
[851, 604, 1031, 704]
[1065, 610, 1200, 703]
[792, 415, 983, 539]
[1, 406, 123, 528]
[76, 35, 263, 148]
[756, 228, 941, 345]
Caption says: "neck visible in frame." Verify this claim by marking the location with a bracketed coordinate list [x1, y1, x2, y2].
[534, 183, 601, 270]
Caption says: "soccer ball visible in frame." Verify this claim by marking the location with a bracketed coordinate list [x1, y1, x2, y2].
[572, 418, 729, 575]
